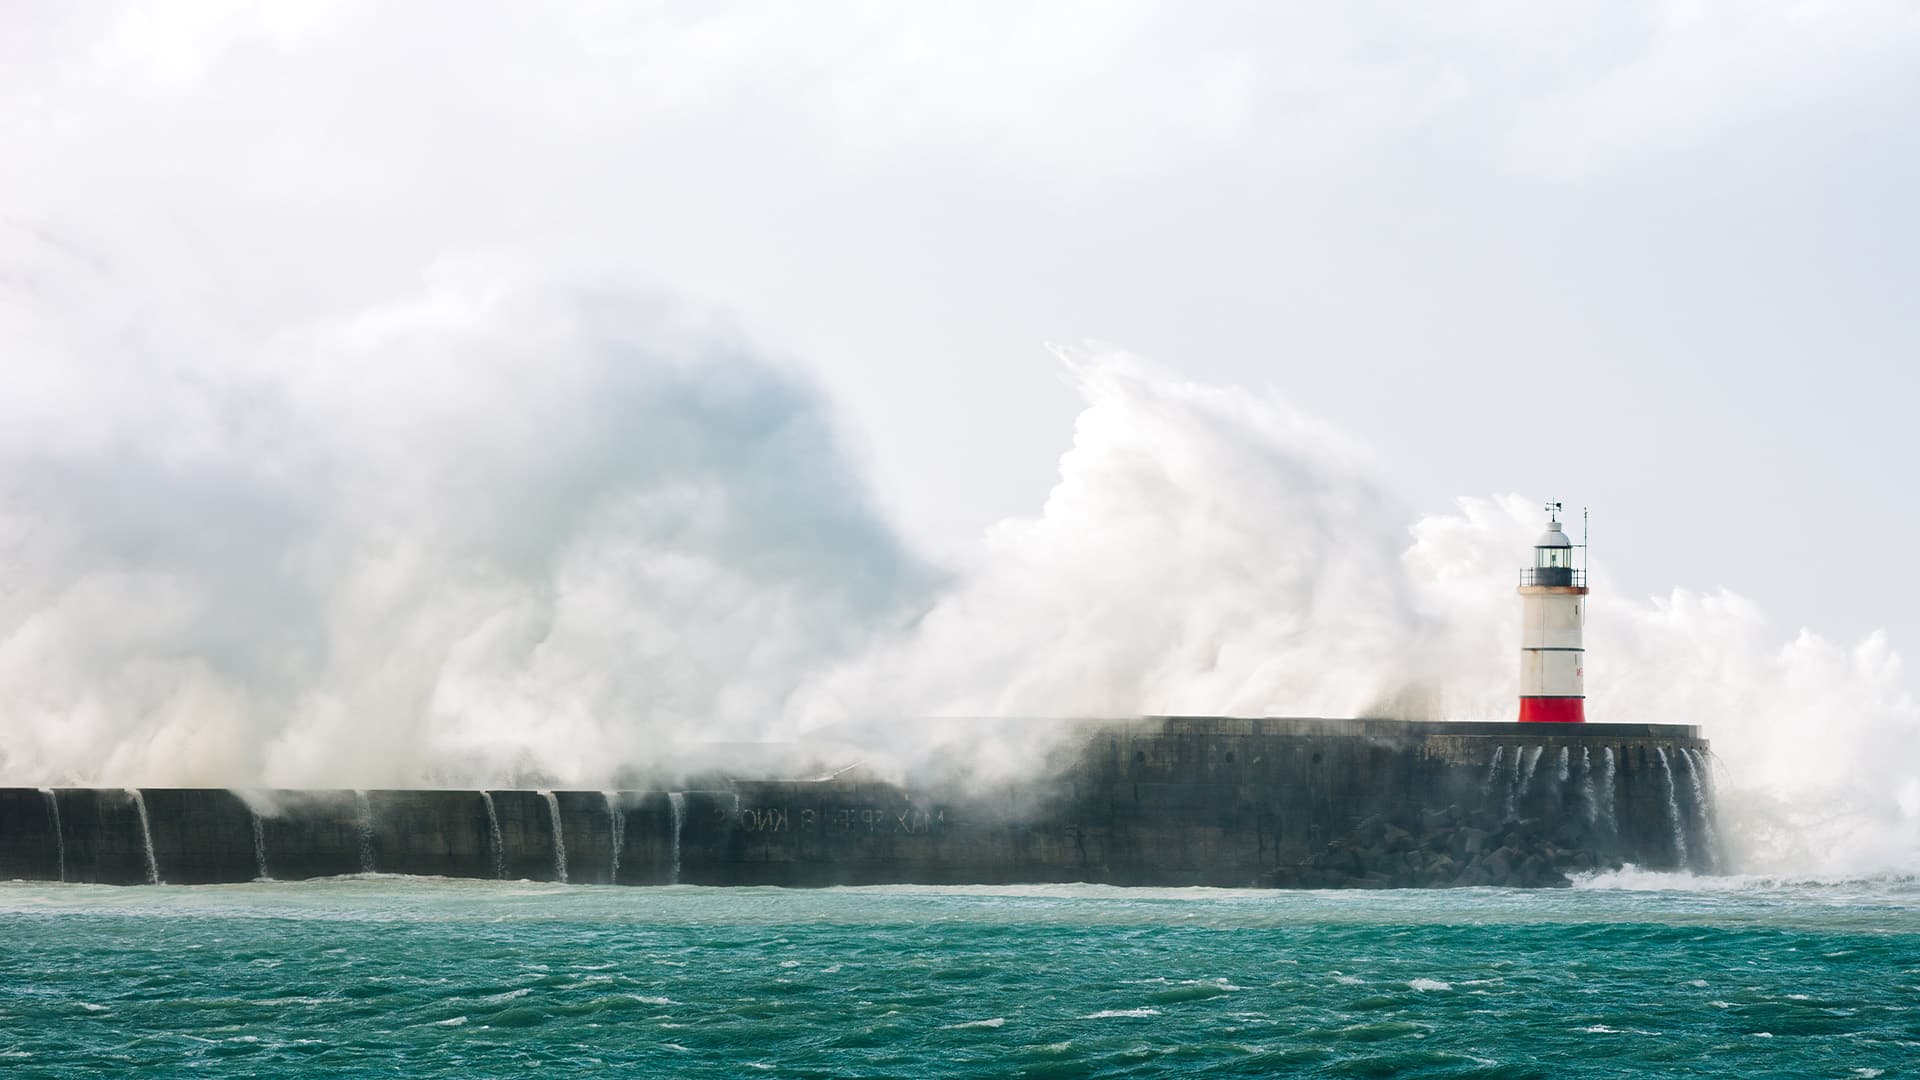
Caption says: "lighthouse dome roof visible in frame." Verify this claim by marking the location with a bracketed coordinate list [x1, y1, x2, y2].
[1534, 522, 1572, 548]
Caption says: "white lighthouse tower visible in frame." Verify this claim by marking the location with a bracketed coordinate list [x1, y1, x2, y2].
[1517, 501, 1587, 723]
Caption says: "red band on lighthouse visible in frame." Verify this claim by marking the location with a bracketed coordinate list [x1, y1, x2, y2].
[1518, 697, 1586, 724]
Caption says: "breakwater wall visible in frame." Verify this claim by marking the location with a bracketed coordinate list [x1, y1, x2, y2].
[0, 718, 1714, 888]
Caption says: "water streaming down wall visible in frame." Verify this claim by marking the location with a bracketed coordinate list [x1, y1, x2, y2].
[541, 790, 568, 884]
[39, 788, 64, 884]
[1503, 746, 1522, 820]
[1656, 748, 1689, 869]
[250, 810, 270, 881]
[1519, 746, 1544, 796]
[1579, 748, 1596, 825]
[668, 792, 687, 886]
[604, 791, 625, 886]
[126, 789, 160, 885]
[1600, 747, 1618, 836]
[1505, 745, 1549, 821]
[1481, 746, 1505, 797]
[0, 720, 1711, 887]
[353, 791, 376, 873]
[1682, 749, 1721, 872]
[480, 791, 505, 880]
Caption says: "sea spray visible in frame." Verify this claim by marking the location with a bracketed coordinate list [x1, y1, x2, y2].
[541, 790, 568, 883]
[668, 792, 686, 884]
[604, 791, 625, 885]
[480, 791, 505, 880]
[1656, 748, 1689, 869]
[127, 788, 159, 885]
[1482, 746, 1505, 796]
[250, 810, 270, 881]
[1682, 749, 1722, 873]
[1557, 746, 1570, 783]
[354, 791, 376, 873]
[39, 788, 64, 883]
[8, 342, 1919, 882]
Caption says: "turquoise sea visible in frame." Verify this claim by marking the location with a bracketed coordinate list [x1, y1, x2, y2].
[1, 875, 1915, 1077]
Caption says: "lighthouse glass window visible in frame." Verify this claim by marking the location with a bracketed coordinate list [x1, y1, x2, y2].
[1537, 547, 1571, 569]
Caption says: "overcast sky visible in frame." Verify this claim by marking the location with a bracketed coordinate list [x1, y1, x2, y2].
[5, 1, 1918, 678]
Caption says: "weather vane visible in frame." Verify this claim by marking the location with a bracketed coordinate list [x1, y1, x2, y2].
[1545, 499, 1562, 522]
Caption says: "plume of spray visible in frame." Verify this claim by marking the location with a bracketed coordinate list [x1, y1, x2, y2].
[0, 257, 931, 789]
[791, 350, 1448, 782]
[4, 253, 1916, 876]
[799, 353, 1920, 872]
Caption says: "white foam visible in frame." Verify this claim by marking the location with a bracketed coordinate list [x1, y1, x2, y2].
[1408, 978, 1452, 992]
[1583, 1024, 1663, 1036]
[1081, 1008, 1161, 1019]
[1572, 866, 1709, 891]
[555, 976, 616, 990]
[1573, 865, 1920, 895]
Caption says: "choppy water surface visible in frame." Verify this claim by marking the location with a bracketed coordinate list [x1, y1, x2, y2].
[2, 874, 1917, 1077]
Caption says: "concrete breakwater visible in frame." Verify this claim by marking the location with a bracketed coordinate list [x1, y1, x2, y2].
[0, 718, 1713, 888]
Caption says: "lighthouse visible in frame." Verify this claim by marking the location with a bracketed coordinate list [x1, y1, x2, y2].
[1517, 502, 1587, 723]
